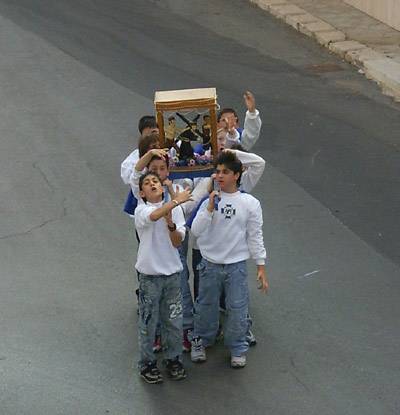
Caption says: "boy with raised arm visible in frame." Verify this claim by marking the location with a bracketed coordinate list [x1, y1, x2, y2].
[218, 91, 262, 150]
[190, 151, 269, 368]
[135, 171, 191, 383]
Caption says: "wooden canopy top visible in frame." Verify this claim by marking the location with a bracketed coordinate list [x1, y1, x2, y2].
[154, 88, 217, 110]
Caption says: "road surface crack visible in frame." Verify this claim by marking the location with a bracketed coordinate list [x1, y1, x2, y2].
[0, 198, 67, 240]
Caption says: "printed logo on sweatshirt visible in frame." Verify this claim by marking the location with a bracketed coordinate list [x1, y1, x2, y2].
[220, 204, 236, 219]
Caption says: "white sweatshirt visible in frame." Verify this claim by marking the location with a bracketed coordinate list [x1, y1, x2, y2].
[120, 149, 139, 185]
[191, 191, 266, 265]
[225, 109, 262, 151]
[135, 201, 185, 276]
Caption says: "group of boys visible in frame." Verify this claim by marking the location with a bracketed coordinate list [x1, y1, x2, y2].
[120, 92, 269, 384]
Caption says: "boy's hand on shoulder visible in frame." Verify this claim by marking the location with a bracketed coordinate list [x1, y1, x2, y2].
[207, 190, 219, 213]
[174, 187, 192, 205]
[256, 265, 269, 294]
[244, 91, 256, 113]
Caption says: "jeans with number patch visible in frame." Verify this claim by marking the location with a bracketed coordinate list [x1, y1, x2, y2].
[138, 272, 183, 368]
[193, 259, 250, 356]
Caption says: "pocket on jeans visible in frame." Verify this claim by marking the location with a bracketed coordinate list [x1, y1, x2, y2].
[196, 259, 206, 272]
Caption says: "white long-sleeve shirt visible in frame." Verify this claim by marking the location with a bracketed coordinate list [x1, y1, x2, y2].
[225, 109, 262, 151]
[120, 149, 139, 185]
[235, 149, 265, 193]
[191, 191, 266, 265]
[135, 201, 185, 275]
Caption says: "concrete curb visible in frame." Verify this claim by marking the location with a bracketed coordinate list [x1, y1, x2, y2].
[250, 0, 400, 102]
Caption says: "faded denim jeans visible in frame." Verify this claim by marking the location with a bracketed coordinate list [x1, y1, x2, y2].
[193, 259, 250, 356]
[138, 272, 183, 368]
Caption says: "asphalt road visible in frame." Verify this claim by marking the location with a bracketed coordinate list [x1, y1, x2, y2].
[0, 1, 399, 414]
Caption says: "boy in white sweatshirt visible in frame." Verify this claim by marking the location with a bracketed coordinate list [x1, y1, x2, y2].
[132, 149, 209, 352]
[190, 151, 269, 368]
[135, 171, 191, 383]
[120, 115, 159, 187]
[218, 91, 262, 151]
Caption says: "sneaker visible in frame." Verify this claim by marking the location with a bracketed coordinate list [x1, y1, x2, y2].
[153, 335, 162, 353]
[182, 329, 192, 353]
[246, 330, 257, 347]
[191, 337, 206, 363]
[231, 355, 246, 368]
[165, 358, 187, 381]
[140, 361, 163, 384]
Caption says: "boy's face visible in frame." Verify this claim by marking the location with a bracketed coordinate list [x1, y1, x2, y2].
[141, 126, 159, 137]
[139, 174, 163, 203]
[219, 112, 238, 129]
[217, 128, 227, 153]
[148, 159, 169, 182]
[215, 163, 240, 192]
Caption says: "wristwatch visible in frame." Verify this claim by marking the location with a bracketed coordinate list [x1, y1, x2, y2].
[168, 223, 177, 232]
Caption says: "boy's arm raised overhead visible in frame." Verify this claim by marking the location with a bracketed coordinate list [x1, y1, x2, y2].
[191, 191, 218, 237]
[226, 149, 265, 192]
[240, 91, 262, 151]
[130, 148, 168, 199]
[135, 148, 167, 173]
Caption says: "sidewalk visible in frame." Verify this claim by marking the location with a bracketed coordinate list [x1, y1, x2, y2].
[250, 0, 400, 102]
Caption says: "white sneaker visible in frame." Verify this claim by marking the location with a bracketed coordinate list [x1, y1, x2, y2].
[246, 329, 257, 347]
[191, 337, 206, 363]
[231, 355, 246, 368]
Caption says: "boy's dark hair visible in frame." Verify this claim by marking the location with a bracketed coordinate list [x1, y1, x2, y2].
[138, 171, 161, 191]
[217, 108, 239, 123]
[138, 133, 160, 157]
[148, 154, 169, 168]
[138, 115, 157, 135]
[215, 151, 243, 187]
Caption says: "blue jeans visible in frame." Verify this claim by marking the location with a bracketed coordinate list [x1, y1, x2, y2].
[178, 233, 194, 331]
[137, 273, 183, 368]
[192, 248, 202, 300]
[193, 259, 250, 356]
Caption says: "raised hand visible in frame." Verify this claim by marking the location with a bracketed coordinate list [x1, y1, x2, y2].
[149, 148, 167, 159]
[243, 91, 256, 113]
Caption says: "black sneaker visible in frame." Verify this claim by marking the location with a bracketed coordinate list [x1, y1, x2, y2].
[165, 358, 187, 381]
[140, 361, 163, 384]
